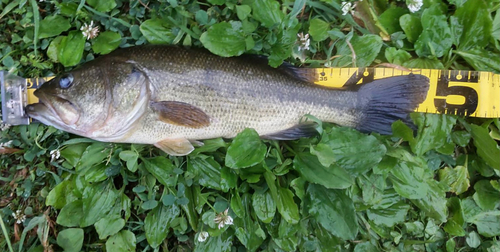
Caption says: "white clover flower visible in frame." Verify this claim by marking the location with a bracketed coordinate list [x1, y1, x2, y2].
[297, 33, 310, 52]
[214, 209, 233, 229]
[407, 0, 423, 13]
[341, 2, 354, 16]
[50, 149, 60, 162]
[197, 231, 209, 242]
[12, 210, 26, 224]
[81, 21, 100, 40]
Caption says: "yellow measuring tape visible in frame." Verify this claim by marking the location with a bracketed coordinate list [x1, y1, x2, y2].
[24, 68, 500, 118]
[313, 68, 500, 118]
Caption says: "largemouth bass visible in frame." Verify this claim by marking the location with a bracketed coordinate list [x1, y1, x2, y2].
[26, 45, 429, 156]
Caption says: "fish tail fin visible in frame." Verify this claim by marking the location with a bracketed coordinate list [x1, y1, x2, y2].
[355, 74, 430, 134]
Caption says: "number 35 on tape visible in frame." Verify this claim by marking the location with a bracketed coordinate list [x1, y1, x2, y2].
[314, 68, 500, 118]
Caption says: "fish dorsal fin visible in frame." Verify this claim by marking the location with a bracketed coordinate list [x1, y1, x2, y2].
[238, 54, 317, 83]
[278, 62, 318, 83]
[150, 101, 210, 128]
[155, 138, 194, 156]
[262, 123, 319, 140]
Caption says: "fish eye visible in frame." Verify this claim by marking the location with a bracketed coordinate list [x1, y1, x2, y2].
[59, 74, 74, 89]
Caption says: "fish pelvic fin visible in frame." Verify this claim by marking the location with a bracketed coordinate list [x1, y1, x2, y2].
[151, 101, 210, 128]
[262, 123, 319, 140]
[155, 138, 194, 156]
[355, 74, 430, 135]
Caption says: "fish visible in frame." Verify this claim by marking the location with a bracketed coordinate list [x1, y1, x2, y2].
[26, 45, 430, 156]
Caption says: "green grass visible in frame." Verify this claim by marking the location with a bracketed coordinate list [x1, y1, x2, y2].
[1, 0, 500, 251]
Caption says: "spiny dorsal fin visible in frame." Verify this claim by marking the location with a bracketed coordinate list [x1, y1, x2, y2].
[151, 101, 210, 128]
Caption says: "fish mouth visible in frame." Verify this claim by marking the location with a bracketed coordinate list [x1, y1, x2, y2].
[26, 92, 80, 128]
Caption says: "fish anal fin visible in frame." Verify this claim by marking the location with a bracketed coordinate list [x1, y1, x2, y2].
[155, 138, 194, 156]
[262, 123, 319, 140]
[151, 101, 210, 128]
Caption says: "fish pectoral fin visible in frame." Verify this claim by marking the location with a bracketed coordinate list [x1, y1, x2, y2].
[150, 101, 210, 128]
[155, 138, 194, 156]
[262, 123, 319, 140]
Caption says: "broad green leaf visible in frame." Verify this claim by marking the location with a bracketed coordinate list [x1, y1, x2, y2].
[466, 231, 481, 248]
[47, 36, 64, 63]
[367, 202, 410, 227]
[230, 192, 245, 218]
[410, 113, 457, 156]
[119, 150, 139, 172]
[235, 194, 265, 250]
[194, 230, 233, 252]
[191, 138, 227, 154]
[200, 21, 247, 57]
[236, 5, 251, 20]
[57, 228, 83, 252]
[58, 30, 85, 67]
[438, 165, 470, 195]
[308, 18, 329, 42]
[399, 14, 422, 43]
[411, 180, 448, 223]
[453, 0, 492, 50]
[333, 34, 383, 67]
[92, 31, 121, 54]
[268, 218, 299, 251]
[251, 0, 284, 28]
[320, 127, 386, 175]
[225, 128, 266, 169]
[75, 142, 109, 172]
[60, 143, 90, 167]
[403, 58, 444, 69]
[57, 200, 83, 227]
[38, 15, 71, 39]
[86, 0, 116, 12]
[492, 10, 500, 41]
[220, 167, 238, 192]
[94, 215, 126, 240]
[462, 197, 483, 222]
[106, 230, 136, 252]
[305, 184, 358, 240]
[207, 0, 225, 4]
[358, 173, 386, 206]
[252, 191, 276, 223]
[472, 180, 500, 211]
[456, 49, 500, 73]
[469, 211, 500, 237]
[443, 197, 465, 236]
[276, 186, 299, 224]
[378, 6, 408, 35]
[268, 23, 300, 67]
[390, 161, 429, 199]
[84, 163, 107, 183]
[354, 242, 378, 252]
[142, 156, 177, 186]
[385, 47, 412, 65]
[180, 185, 199, 231]
[188, 157, 222, 190]
[470, 124, 500, 170]
[144, 205, 180, 248]
[294, 152, 353, 189]
[414, 4, 452, 58]
[46, 180, 78, 209]
[81, 184, 117, 227]
[140, 19, 175, 44]
[451, 130, 471, 147]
